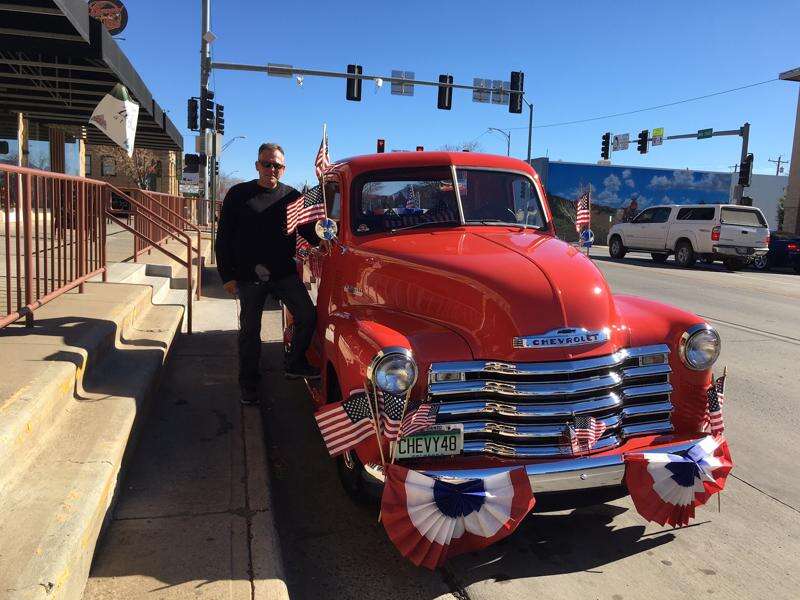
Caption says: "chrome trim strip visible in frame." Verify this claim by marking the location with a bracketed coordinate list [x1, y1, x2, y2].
[450, 164, 466, 225]
[620, 383, 673, 399]
[362, 436, 708, 493]
[463, 435, 620, 457]
[429, 373, 622, 398]
[429, 350, 630, 378]
[462, 415, 621, 439]
[621, 364, 672, 380]
[621, 421, 674, 437]
[621, 402, 674, 419]
[625, 344, 670, 358]
[435, 393, 623, 420]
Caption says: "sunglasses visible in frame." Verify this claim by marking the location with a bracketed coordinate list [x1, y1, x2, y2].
[258, 160, 285, 170]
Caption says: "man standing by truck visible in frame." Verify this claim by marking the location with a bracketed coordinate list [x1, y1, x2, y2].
[216, 142, 320, 405]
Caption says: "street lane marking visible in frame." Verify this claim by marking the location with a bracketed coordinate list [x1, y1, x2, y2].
[698, 315, 800, 345]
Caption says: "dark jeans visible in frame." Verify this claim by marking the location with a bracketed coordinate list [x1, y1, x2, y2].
[237, 274, 316, 388]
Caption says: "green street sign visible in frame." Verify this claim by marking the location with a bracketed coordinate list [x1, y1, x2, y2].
[698, 128, 713, 139]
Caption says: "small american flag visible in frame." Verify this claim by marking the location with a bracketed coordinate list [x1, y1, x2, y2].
[566, 415, 606, 455]
[314, 390, 375, 456]
[575, 191, 590, 233]
[400, 403, 439, 437]
[378, 389, 407, 441]
[315, 125, 330, 179]
[287, 184, 326, 234]
[707, 372, 726, 436]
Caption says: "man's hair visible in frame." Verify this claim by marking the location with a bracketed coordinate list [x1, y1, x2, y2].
[258, 142, 284, 157]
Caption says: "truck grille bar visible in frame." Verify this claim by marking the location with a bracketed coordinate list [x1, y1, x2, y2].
[425, 345, 673, 459]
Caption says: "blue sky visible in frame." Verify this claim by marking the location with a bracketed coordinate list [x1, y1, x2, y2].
[118, 0, 799, 188]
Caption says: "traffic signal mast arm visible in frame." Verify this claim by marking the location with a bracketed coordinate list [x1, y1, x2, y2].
[211, 61, 524, 109]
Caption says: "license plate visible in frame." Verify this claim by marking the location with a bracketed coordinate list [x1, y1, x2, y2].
[393, 424, 464, 459]
[735, 247, 751, 255]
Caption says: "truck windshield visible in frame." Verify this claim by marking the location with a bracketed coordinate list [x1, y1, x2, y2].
[456, 169, 545, 229]
[353, 167, 460, 235]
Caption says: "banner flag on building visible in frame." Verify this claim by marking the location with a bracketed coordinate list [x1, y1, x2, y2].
[381, 465, 535, 569]
[624, 435, 733, 527]
[88, 83, 139, 157]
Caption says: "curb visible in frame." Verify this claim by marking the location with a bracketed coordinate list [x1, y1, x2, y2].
[242, 404, 290, 599]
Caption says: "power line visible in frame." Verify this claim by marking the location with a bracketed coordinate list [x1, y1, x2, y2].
[497, 77, 779, 131]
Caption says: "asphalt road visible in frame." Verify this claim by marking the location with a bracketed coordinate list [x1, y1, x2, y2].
[258, 249, 800, 600]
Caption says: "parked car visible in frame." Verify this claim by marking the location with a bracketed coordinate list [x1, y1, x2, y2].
[752, 230, 800, 273]
[606, 204, 770, 270]
[290, 152, 723, 510]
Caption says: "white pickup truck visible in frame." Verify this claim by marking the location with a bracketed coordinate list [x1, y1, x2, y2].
[607, 204, 770, 270]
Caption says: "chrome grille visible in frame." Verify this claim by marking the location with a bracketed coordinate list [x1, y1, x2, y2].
[426, 345, 673, 459]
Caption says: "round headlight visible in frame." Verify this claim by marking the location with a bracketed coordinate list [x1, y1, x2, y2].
[679, 325, 721, 371]
[369, 349, 418, 395]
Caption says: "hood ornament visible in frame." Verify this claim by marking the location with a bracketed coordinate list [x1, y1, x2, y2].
[513, 327, 609, 349]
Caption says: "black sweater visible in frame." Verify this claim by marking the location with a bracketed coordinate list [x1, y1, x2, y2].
[215, 180, 319, 283]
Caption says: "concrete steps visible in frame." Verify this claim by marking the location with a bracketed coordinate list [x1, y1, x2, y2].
[0, 259, 189, 598]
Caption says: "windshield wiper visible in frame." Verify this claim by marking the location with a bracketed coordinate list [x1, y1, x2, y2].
[390, 219, 460, 233]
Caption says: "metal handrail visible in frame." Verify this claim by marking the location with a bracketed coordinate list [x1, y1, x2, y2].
[122, 188, 202, 300]
[102, 185, 196, 334]
[1, 164, 107, 329]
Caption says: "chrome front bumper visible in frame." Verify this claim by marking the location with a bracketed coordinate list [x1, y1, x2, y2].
[363, 436, 706, 494]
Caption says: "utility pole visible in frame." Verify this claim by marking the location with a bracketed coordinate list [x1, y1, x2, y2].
[199, 0, 211, 225]
[523, 96, 533, 163]
[768, 155, 788, 176]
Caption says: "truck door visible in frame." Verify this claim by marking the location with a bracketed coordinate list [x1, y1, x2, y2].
[627, 207, 658, 247]
[638, 207, 673, 250]
[719, 206, 769, 249]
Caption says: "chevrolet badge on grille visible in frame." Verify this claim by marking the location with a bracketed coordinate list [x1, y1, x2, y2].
[513, 327, 609, 349]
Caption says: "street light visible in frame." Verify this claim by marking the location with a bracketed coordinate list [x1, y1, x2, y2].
[488, 127, 511, 156]
[221, 135, 246, 154]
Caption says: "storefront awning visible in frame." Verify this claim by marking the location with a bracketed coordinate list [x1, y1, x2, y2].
[0, 0, 183, 151]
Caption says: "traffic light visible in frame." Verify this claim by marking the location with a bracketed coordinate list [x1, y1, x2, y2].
[739, 153, 754, 187]
[187, 98, 198, 130]
[184, 153, 200, 173]
[437, 74, 453, 110]
[200, 88, 215, 130]
[509, 71, 524, 114]
[416, 146, 424, 151]
[637, 129, 649, 154]
[214, 159, 219, 176]
[601, 132, 611, 160]
[346, 64, 363, 101]
[376, 138, 385, 153]
[215, 104, 225, 135]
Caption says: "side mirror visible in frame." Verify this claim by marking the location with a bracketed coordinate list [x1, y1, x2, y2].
[315, 218, 338, 241]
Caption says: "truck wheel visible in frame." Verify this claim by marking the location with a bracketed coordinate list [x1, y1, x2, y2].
[752, 254, 770, 270]
[609, 236, 627, 259]
[650, 253, 668, 263]
[723, 258, 746, 271]
[674, 241, 696, 268]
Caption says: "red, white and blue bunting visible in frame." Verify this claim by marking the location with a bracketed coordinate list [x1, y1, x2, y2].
[624, 436, 733, 528]
[380, 465, 534, 569]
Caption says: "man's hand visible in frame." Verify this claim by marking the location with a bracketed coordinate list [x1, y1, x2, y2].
[223, 280, 238, 296]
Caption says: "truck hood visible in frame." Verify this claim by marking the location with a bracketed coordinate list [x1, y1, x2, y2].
[355, 228, 626, 361]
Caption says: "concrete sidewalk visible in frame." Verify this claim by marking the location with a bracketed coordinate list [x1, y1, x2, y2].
[83, 266, 288, 599]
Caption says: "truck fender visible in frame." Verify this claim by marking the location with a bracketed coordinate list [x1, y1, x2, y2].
[614, 294, 714, 433]
[322, 307, 473, 465]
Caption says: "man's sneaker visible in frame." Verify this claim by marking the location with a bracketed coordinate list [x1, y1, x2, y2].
[285, 363, 321, 380]
[240, 386, 260, 405]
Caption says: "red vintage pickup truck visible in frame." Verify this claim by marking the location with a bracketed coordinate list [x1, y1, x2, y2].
[292, 151, 720, 506]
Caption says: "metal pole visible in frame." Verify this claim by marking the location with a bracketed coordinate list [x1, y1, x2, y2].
[199, 0, 211, 225]
[210, 133, 216, 264]
[526, 101, 533, 163]
[733, 122, 750, 205]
